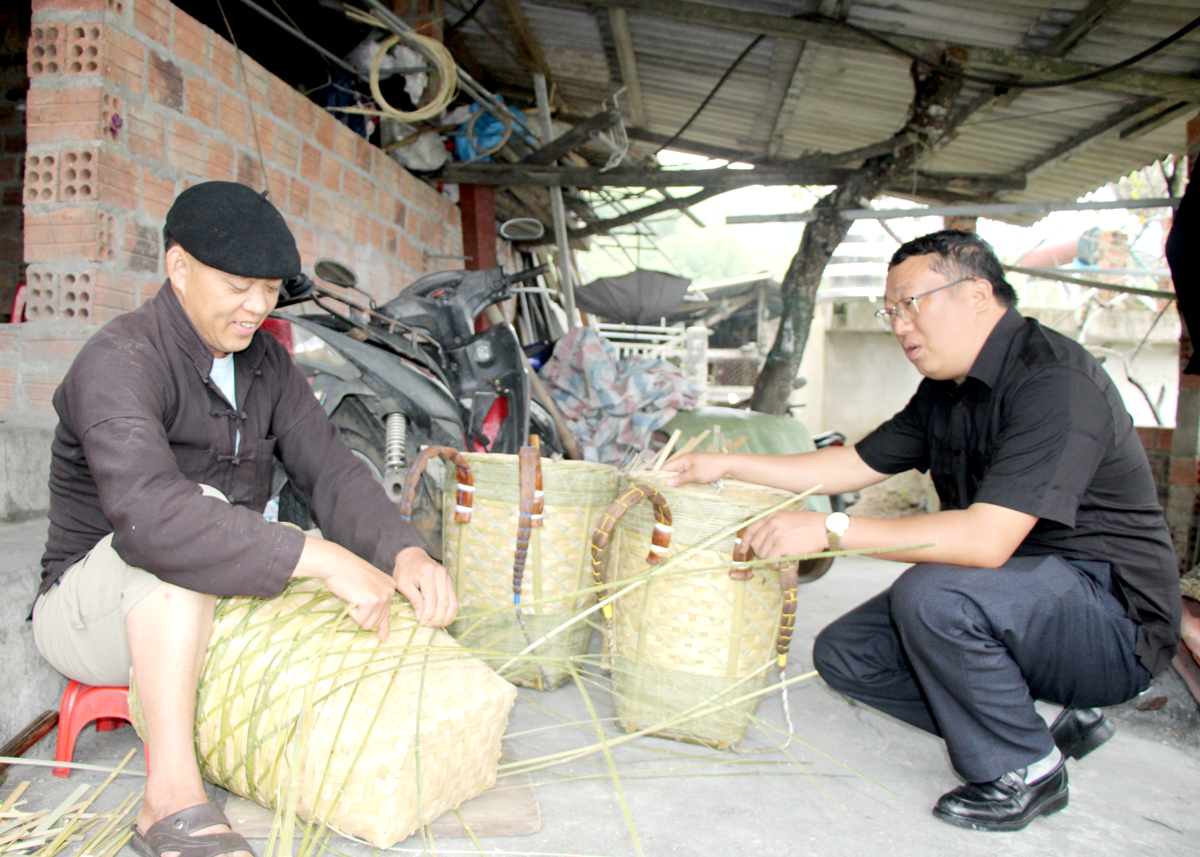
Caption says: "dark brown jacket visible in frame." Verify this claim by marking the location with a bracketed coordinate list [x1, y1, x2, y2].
[40, 282, 422, 597]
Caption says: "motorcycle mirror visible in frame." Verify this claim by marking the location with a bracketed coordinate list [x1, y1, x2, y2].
[314, 258, 359, 289]
[499, 218, 545, 242]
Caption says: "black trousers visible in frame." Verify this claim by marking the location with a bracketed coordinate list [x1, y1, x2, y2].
[812, 555, 1151, 783]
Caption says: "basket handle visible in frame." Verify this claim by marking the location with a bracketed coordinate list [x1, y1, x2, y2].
[511, 443, 542, 604]
[398, 446, 474, 524]
[589, 484, 673, 610]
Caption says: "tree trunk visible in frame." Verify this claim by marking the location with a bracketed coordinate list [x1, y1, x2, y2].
[750, 52, 967, 415]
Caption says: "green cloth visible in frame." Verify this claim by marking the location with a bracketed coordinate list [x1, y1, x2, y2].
[662, 407, 832, 514]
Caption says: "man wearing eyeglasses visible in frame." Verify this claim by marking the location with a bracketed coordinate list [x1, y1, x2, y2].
[665, 229, 1180, 832]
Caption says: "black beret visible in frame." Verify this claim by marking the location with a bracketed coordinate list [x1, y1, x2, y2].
[164, 181, 301, 279]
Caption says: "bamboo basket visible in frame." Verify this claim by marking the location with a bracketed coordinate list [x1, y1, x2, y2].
[129, 577, 517, 848]
[596, 473, 811, 749]
[427, 450, 620, 689]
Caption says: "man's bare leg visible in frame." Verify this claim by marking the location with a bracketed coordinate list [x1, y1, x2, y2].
[125, 582, 250, 856]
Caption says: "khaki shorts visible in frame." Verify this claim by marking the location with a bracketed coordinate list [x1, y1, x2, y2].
[32, 485, 228, 687]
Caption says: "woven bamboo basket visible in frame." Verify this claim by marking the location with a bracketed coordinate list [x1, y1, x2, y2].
[596, 473, 816, 750]
[129, 577, 517, 848]
[422, 449, 619, 689]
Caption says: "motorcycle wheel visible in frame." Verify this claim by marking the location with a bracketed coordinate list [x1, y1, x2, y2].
[277, 398, 444, 559]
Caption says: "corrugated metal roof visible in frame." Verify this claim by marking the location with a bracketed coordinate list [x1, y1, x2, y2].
[451, 0, 1200, 208]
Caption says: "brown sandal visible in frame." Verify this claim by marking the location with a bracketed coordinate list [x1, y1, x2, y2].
[129, 802, 256, 857]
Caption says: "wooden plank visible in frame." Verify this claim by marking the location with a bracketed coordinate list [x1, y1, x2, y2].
[609, 7, 647, 127]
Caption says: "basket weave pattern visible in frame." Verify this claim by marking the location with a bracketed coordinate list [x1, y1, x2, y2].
[130, 578, 517, 848]
[607, 475, 795, 749]
[444, 454, 619, 688]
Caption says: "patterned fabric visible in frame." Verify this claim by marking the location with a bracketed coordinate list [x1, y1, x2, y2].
[539, 327, 702, 465]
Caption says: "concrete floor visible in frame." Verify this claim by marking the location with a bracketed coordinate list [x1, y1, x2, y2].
[5, 544, 1199, 857]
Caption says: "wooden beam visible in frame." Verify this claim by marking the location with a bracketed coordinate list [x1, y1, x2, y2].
[1120, 100, 1195, 140]
[491, 0, 553, 83]
[571, 187, 727, 237]
[540, 0, 1200, 101]
[608, 7, 648, 127]
[1040, 0, 1132, 57]
[439, 161, 850, 188]
[522, 108, 622, 164]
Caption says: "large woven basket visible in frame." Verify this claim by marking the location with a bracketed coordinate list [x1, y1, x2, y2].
[432, 450, 620, 689]
[597, 473, 812, 749]
[129, 578, 517, 848]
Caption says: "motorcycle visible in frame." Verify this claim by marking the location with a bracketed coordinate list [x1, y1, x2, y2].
[264, 258, 561, 553]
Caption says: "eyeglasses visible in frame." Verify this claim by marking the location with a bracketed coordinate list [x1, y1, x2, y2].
[875, 277, 974, 331]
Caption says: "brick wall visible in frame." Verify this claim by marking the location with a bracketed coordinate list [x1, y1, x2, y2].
[6, 0, 463, 412]
[1137, 426, 1173, 511]
[0, 9, 30, 318]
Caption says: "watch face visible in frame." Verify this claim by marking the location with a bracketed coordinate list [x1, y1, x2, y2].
[827, 512, 850, 535]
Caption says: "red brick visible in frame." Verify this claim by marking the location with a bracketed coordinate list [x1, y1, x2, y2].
[140, 278, 162, 303]
[208, 35, 238, 90]
[1170, 458, 1200, 487]
[352, 211, 368, 245]
[342, 169, 361, 209]
[369, 217, 384, 252]
[64, 23, 103, 77]
[103, 26, 146, 92]
[134, 0, 171, 46]
[219, 90, 249, 143]
[25, 375, 64, 412]
[314, 110, 336, 151]
[0, 329, 17, 354]
[0, 366, 14, 411]
[334, 122, 356, 164]
[26, 87, 105, 143]
[249, 113, 275, 160]
[241, 58, 270, 109]
[173, 9, 207, 70]
[143, 167, 175, 219]
[319, 155, 341, 194]
[273, 125, 299, 171]
[97, 148, 139, 210]
[123, 221, 159, 273]
[22, 326, 93, 360]
[385, 226, 398, 257]
[392, 199, 406, 228]
[125, 101, 165, 159]
[236, 150, 263, 190]
[183, 76, 217, 127]
[293, 225, 318, 264]
[1157, 427, 1175, 452]
[25, 208, 109, 262]
[267, 76, 294, 123]
[299, 141, 320, 181]
[102, 92, 123, 143]
[288, 177, 310, 219]
[205, 138, 234, 181]
[292, 95, 316, 137]
[167, 120, 205, 175]
[28, 23, 67, 79]
[32, 0, 105, 8]
[264, 166, 288, 206]
[148, 51, 184, 111]
[96, 282, 136, 312]
[310, 190, 331, 230]
[355, 136, 372, 173]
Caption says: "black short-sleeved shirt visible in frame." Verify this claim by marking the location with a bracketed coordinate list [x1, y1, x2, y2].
[856, 307, 1181, 677]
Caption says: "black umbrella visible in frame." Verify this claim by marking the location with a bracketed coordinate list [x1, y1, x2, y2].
[575, 268, 692, 325]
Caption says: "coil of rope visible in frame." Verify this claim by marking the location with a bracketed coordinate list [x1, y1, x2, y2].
[336, 9, 459, 123]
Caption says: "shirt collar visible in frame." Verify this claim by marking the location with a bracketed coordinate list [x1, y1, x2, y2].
[965, 305, 1025, 391]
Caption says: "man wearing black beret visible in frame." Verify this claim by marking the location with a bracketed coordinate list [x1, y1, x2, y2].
[32, 181, 457, 857]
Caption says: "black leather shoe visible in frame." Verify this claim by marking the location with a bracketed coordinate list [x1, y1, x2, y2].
[932, 764, 1069, 832]
[1051, 707, 1115, 760]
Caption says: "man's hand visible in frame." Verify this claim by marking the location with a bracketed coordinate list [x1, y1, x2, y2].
[394, 546, 458, 627]
[743, 510, 830, 560]
[299, 537, 398, 642]
[662, 452, 734, 487]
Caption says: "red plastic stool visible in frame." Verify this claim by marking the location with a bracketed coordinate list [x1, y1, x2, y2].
[53, 681, 133, 777]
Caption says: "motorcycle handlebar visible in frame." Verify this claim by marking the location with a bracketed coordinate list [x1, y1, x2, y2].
[505, 264, 548, 286]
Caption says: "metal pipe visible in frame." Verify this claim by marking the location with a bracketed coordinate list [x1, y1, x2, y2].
[533, 72, 579, 328]
[726, 197, 1182, 225]
[1004, 265, 1175, 300]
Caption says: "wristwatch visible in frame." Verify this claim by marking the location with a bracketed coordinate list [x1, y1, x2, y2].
[825, 512, 851, 551]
